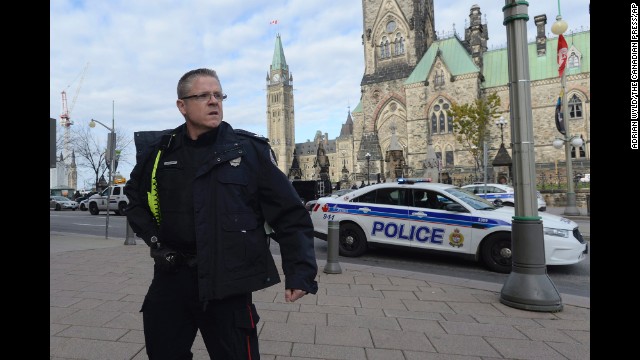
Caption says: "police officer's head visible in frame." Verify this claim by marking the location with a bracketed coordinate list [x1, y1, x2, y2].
[176, 68, 226, 140]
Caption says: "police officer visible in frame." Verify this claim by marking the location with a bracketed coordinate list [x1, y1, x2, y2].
[125, 68, 318, 360]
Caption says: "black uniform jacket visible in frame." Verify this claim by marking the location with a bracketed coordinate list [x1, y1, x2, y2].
[125, 121, 318, 301]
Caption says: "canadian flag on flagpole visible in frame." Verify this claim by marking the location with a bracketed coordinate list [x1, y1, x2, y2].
[557, 34, 568, 77]
[270, 20, 278, 25]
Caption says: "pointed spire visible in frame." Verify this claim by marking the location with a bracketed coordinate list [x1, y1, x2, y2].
[271, 33, 288, 71]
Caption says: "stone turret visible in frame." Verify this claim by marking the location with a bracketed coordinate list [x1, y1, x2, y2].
[464, 4, 489, 69]
[534, 14, 547, 56]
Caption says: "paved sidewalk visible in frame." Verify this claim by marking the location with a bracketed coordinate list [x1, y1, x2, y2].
[50, 232, 589, 360]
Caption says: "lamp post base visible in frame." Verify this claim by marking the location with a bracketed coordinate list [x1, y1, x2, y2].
[500, 219, 563, 312]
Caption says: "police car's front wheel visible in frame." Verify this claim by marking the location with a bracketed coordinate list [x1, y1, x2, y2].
[480, 233, 512, 273]
[339, 223, 367, 257]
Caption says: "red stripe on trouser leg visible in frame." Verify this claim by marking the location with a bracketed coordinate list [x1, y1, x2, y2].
[246, 335, 251, 360]
[246, 304, 255, 360]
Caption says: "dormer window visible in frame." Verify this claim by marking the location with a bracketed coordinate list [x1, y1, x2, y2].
[434, 70, 445, 90]
[568, 52, 580, 68]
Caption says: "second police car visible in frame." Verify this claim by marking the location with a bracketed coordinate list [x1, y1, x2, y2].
[309, 179, 587, 273]
[460, 183, 547, 211]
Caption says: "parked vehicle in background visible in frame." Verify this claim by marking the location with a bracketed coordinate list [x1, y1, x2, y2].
[50, 196, 78, 211]
[460, 183, 547, 211]
[309, 180, 587, 273]
[579, 173, 590, 183]
[86, 184, 129, 215]
[75, 192, 97, 211]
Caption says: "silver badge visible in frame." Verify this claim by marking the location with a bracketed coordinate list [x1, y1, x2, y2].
[230, 157, 241, 167]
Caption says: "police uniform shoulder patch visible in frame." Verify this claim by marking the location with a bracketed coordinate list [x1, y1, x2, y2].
[234, 129, 270, 144]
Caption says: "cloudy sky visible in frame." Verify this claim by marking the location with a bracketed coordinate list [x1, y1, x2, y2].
[50, 0, 590, 188]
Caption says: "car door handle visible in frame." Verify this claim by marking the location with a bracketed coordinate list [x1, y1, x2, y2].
[358, 207, 371, 213]
[411, 212, 427, 218]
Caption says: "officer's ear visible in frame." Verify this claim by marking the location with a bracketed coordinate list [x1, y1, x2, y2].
[176, 99, 188, 116]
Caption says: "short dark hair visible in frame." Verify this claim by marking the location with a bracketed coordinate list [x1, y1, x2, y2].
[177, 68, 221, 98]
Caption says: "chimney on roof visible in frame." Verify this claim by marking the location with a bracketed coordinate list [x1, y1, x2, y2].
[534, 14, 547, 56]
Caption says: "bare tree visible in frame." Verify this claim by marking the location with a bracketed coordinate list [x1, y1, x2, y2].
[70, 124, 133, 189]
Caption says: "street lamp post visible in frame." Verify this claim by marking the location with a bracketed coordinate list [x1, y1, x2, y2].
[500, 0, 562, 312]
[365, 153, 371, 186]
[551, 9, 580, 216]
[89, 110, 116, 239]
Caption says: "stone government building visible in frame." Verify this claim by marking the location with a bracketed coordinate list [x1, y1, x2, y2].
[266, 0, 590, 188]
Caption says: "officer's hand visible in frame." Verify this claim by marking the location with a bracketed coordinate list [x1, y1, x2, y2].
[150, 246, 178, 269]
[285, 289, 307, 303]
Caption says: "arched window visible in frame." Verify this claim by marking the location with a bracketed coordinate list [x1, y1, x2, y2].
[430, 98, 452, 135]
[431, 113, 437, 135]
[568, 94, 582, 119]
[394, 33, 404, 55]
[445, 146, 454, 166]
[379, 37, 386, 58]
[384, 39, 390, 58]
[569, 135, 586, 159]
[444, 103, 452, 133]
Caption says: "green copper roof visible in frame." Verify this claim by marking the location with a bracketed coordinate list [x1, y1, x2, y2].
[405, 36, 479, 85]
[482, 31, 590, 88]
[352, 101, 363, 113]
[271, 33, 288, 71]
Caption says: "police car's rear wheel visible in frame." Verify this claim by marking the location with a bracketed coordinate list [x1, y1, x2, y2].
[480, 233, 512, 273]
[339, 223, 367, 257]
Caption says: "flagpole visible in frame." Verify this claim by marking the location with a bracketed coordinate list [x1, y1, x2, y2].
[559, 61, 581, 215]
[552, 5, 580, 215]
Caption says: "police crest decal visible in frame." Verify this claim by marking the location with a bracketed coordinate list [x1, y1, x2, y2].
[448, 229, 464, 248]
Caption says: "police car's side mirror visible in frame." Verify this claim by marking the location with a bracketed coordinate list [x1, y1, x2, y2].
[493, 199, 503, 207]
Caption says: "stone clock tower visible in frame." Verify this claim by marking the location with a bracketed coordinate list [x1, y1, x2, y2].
[266, 33, 295, 174]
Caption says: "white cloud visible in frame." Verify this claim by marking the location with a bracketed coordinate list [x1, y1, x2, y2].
[50, 0, 589, 187]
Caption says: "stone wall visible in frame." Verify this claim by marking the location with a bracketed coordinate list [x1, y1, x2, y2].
[540, 189, 590, 208]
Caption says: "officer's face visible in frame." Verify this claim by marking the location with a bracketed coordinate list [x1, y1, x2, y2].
[177, 76, 224, 139]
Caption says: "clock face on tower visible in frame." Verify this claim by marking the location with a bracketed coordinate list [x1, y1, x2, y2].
[272, 74, 280, 83]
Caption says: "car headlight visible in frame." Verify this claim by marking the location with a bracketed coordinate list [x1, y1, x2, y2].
[543, 227, 570, 238]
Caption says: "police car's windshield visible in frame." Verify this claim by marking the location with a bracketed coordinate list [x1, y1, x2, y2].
[445, 188, 496, 210]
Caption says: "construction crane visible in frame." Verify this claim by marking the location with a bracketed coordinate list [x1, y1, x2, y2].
[60, 62, 89, 128]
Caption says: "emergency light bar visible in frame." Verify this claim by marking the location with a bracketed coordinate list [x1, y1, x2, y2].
[397, 178, 432, 184]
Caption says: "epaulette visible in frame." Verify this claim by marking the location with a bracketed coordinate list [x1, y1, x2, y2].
[234, 129, 270, 144]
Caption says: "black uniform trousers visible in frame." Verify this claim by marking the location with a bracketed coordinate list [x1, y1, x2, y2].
[141, 264, 260, 360]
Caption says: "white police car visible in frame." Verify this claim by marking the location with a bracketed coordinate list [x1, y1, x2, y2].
[460, 183, 547, 211]
[309, 180, 587, 273]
